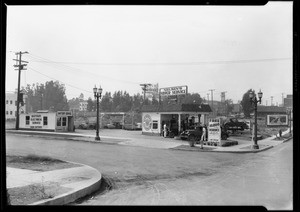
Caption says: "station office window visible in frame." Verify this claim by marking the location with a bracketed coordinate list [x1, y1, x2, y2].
[26, 116, 30, 125]
[152, 120, 158, 129]
[62, 117, 67, 126]
[43, 116, 48, 126]
[57, 117, 61, 126]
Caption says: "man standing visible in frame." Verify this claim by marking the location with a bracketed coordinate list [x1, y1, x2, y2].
[200, 124, 206, 149]
[163, 123, 168, 138]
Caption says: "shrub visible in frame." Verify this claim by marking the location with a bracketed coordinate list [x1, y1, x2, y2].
[221, 141, 238, 147]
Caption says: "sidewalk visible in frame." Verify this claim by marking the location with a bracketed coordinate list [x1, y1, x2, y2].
[6, 128, 293, 152]
[6, 162, 102, 205]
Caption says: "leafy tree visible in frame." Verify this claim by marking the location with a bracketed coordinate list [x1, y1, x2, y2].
[23, 80, 69, 112]
[240, 89, 255, 118]
[224, 99, 234, 115]
[180, 93, 203, 104]
[87, 97, 96, 112]
[100, 92, 113, 112]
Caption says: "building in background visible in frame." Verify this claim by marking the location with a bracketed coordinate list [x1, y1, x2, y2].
[283, 94, 293, 109]
[5, 91, 27, 120]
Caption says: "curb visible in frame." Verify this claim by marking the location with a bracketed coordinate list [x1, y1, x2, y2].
[28, 163, 102, 205]
[282, 136, 293, 143]
[211, 145, 274, 153]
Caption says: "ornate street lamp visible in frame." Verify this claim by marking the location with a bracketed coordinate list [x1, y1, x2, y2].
[249, 89, 263, 149]
[93, 85, 103, 141]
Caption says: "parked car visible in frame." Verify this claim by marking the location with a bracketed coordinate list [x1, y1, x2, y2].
[123, 123, 142, 130]
[77, 122, 88, 129]
[223, 118, 249, 132]
[104, 122, 123, 129]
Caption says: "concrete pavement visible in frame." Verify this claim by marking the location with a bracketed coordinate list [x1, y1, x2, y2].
[6, 162, 102, 205]
[5, 128, 292, 205]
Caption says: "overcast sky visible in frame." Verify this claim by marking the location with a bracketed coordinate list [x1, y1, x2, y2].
[5, 2, 293, 105]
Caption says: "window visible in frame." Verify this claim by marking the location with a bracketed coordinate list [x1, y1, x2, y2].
[15, 111, 17, 117]
[10, 100, 12, 104]
[62, 117, 67, 126]
[15, 101, 17, 106]
[152, 120, 158, 129]
[26, 116, 30, 125]
[6, 100, 8, 104]
[57, 117, 61, 126]
[10, 111, 12, 115]
[43, 116, 48, 125]
[6, 111, 8, 115]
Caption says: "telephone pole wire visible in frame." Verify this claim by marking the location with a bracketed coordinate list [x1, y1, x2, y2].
[14, 51, 29, 130]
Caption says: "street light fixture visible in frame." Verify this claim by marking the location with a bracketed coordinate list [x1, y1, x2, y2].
[93, 85, 103, 141]
[249, 89, 263, 149]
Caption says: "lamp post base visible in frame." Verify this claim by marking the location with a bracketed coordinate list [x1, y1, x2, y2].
[252, 144, 259, 149]
[95, 136, 100, 141]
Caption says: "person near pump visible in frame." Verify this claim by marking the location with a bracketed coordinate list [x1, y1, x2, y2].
[163, 123, 168, 138]
[200, 124, 207, 149]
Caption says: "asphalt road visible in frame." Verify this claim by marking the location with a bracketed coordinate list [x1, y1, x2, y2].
[5, 133, 293, 209]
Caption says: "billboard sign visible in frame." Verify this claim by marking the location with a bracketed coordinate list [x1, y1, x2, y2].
[159, 85, 188, 97]
[145, 84, 159, 100]
[208, 118, 221, 144]
[267, 114, 288, 126]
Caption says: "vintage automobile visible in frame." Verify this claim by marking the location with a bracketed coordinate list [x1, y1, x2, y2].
[180, 126, 229, 142]
[223, 118, 249, 132]
[104, 122, 123, 129]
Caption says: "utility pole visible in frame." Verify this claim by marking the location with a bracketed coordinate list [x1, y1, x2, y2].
[140, 83, 151, 103]
[206, 93, 210, 103]
[13, 51, 29, 130]
[209, 89, 215, 115]
[281, 93, 284, 107]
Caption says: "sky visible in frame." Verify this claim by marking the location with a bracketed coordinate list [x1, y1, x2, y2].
[5, 2, 293, 105]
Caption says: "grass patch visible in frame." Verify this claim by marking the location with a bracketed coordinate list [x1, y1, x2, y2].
[9, 154, 65, 163]
[6, 154, 81, 172]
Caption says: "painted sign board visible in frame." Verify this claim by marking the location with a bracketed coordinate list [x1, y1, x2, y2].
[57, 111, 72, 116]
[143, 114, 152, 131]
[159, 85, 188, 97]
[267, 114, 288, 126]
[30, 114, 43, 129]
[208, 118, 221, 144]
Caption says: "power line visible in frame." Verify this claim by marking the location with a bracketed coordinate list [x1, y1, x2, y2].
[27, 53, 142, 85]
[28, 67, 93, 94]
[28, 57, 292, 66]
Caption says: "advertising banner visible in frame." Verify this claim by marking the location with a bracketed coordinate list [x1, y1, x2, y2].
[30, 114, 43, 129]
[208, 118, 221, 144]
[159, 85, 188, 97]
[267, 114, 288, 126]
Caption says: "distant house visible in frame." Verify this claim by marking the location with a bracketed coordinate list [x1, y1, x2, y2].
[5, 92, 27, 120]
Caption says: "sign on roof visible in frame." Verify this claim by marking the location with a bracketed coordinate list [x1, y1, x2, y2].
[56, 111, 72, 116]
[159, 85, 188, 97]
